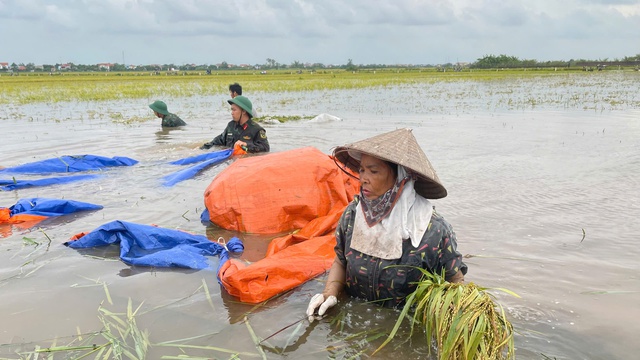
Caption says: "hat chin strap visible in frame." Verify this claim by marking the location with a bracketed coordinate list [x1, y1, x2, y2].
[238, 112, 249, 126]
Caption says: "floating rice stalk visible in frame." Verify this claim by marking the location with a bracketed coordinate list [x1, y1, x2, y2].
[141, 283, 204, 315]
[280, 320, 304, 353]
[103, 281, 113, 305]
[258, 316, 307, 345]
[201, 278, 216, 313]
[38, 228, 52, 251]
[374, 269, 517, 359]
[301, 327, 387, 357]
[244, 316, 268, 360]
[161, 356, 219, 360]
[22, 236, 40, 247]
[55, 155, 70, 172]
[463, 253, 540, 262]
[71, 276, 113, 305]
[342, 327, 384, 342]
[155, 343, 257, 357]
[154, 330, 225, 345]
[229, 292, 284, 323]
[329, 308, 347, 332]
[182, 210, 190, 221]
[580, 290, 639, 295]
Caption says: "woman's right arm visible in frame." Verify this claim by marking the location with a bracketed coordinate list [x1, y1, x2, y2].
[323, 257, 346, 297]
[306, 204, 353, 320]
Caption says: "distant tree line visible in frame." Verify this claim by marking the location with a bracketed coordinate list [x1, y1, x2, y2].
[470, 54, 640, 69]
[3, 53, 640, 73]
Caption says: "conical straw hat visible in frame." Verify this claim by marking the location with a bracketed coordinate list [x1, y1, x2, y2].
[333, 128, 447, 199]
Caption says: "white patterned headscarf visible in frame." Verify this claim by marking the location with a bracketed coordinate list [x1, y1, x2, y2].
[350, 166, 434, 260]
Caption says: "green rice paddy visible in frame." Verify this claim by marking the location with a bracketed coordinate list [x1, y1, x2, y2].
[2, 68, 638, 107]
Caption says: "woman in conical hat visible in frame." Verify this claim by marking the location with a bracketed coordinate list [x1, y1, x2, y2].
[307, 128, 467, 320]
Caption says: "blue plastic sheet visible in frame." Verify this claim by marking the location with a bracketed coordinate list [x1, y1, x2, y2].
[162, 149, 233, 187]
[5, 198, 103, 218]
[169, 149, 233, 166]
[0, 155, 138, 174]
[65, 221, 244, 280]
[0, 174, 102, 191]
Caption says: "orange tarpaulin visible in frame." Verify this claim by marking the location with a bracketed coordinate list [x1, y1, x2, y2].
[0, 208, 47, 225]
[0, 209, 47, 237]
[204, 147, 359, 303]
[219, 210, 344, 303]
[204, 146, 358, 234]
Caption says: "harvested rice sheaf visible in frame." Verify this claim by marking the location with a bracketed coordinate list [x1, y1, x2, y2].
[376, 269, 517, 360]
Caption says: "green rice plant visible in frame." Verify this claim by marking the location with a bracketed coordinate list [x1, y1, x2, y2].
[375, 269, 517, 359]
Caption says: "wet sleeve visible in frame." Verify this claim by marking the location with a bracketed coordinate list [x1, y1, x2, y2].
[211, 132, 225, 146]
[201, 131, 224, 150]
[247, 129, 270, 153]
[334, 206, 354, 267]
[438, 219, 468, 279]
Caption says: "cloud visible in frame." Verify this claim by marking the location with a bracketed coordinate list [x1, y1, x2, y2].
[0, 0, 638, 65]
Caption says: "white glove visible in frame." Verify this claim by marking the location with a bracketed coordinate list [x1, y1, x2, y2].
[306, 293, 337, 322]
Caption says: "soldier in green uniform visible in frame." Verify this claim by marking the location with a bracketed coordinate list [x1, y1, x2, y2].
[200, 96, 269, 153]
[149, 100, 187, 127]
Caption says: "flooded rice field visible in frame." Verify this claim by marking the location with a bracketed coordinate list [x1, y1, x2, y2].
[1, 71, 639, 359]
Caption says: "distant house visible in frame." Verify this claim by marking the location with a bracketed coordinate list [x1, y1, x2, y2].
[35, 65, 44, 70]
[17, 66, 26, 71]
[0, 62, 9, 70]
[97, 63, 113, 70]
[59, 63, 72, 71]
[128, 64, 137, 70]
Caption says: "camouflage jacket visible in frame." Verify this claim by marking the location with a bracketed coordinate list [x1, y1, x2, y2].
[201, 119, 269, 153]
[162, 113, 187, 127]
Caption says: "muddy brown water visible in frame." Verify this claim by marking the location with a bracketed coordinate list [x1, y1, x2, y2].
[1, 72, 639, 359]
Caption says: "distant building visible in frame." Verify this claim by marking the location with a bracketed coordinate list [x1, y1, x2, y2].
[97, 63, 113, 70]
[0, 62, 9, 70]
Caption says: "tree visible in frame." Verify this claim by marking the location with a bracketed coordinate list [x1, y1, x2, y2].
[345, 58, 357, 72]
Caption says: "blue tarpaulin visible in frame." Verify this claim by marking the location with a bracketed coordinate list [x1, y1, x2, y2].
[0, 155, 138, 174]
[5, 197, 103, 217]
[169, 149, 233, 166]
[65, 220, 244, 280]
[162, 149, 233, 187]
[0, 174, 102, 191]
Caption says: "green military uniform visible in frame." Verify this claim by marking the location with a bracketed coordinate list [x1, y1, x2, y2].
[201, 119, 269, 153]
[161, 113, 187, 127]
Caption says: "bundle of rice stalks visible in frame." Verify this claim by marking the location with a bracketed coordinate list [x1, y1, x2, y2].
[375, 269, 517, 359]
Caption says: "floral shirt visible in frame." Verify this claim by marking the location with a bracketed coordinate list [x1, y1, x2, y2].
[335, 197, 467, 308]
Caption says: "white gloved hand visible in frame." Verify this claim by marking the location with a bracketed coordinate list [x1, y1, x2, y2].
[306, 293, 337, 322]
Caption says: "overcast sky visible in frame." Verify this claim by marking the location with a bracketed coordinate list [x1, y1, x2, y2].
[1, 0, 638, 66]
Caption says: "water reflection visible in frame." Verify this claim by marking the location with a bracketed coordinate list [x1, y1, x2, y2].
[155, 126, 188, 144]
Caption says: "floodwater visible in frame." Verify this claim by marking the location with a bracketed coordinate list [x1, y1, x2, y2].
[1, 71, 639, 359]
